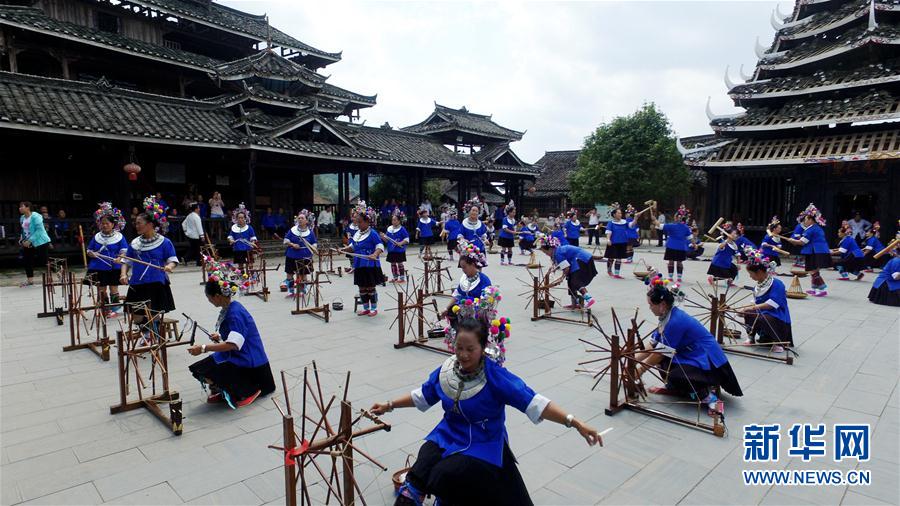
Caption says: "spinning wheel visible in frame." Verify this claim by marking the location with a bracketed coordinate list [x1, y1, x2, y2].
[245, 252, 279, 302]
[269, 363, 391, 506]
[62, 271, 112, 361]
[681, 283, 795, 365]
[291, 272, 331, 322]
[578, 308, 725, 437]
[38, 257, 70, 322]
[386, 277, 446, 355]
[517, 266, 591, 326]
[416, 255, 454, 298]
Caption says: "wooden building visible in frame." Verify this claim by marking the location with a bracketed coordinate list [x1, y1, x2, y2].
[0, 0, 536, 256]
[679, 0, 900, 242]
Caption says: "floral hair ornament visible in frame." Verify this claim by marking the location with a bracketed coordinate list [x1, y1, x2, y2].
[797, 202, 826, 226]
[231, 202, 251, 224]
[203, 255, 250, 296]
[456, 238, 487, 268]
[768, 215, 782, 230]
[505, 200, 516, 214]
[674, 205, 691, 222]
[94, 202, 125, 232]
[566, 207, 578, 217]
[624, 204, 636, 217]
[391, 208, 407, 223]
[295, 208, 316, 227]
[463, 196, 482, 215]
[743, 246, 777, 275]
[644, 272, 685, 305]
[536, 233, 561, 249]
[445, 206, 458, 218]
[142, 195, 168, 227]
[353, 200, 378, 224]
[444, 285, 510, 366]
[608, 202, 621, 218]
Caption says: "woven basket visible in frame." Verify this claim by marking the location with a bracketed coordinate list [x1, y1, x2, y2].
[790, 269, 809, 277]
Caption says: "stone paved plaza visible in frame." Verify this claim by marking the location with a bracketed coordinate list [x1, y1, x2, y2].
[1, 246, 898, 505]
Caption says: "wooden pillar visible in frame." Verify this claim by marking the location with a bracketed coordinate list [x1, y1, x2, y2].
[60, 57, 70, 80]
[338, 171, 346, 219]
[245, 151, 257, 215]
[457, 176, 466, 206]
[8, 47, 18, 73]
[359, 170, 369, 202]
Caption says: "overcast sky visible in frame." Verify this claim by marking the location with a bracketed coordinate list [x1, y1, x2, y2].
[222, 0, 788, 162]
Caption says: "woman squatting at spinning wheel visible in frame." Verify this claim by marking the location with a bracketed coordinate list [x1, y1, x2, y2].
[371, 285, 603, 506]
[188, 262, 276, 409]
[539, 235, 597, 310]
[735, 247, 794, 354]
[635, 275, 743, 416]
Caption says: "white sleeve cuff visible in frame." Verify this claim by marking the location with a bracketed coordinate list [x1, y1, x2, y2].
[800, 237, 810, 244]
[838, 247, 847, 254]
[411, 388, 431, 412]
[283, 238, 291, 245]
[166, 256, 180, 264]
[892, 272, 900, 280]
[557, 259, 571, 270]
[605, 231, 612, 236]
[226, 330, 245, 350]
[525, 394, 551, 424]
[376, 243, 386, 251]
[250, 236, 257, 242]
[764, 298, 779, 309]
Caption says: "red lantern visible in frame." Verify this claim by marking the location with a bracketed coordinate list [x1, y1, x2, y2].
[123, 162, 142, 181]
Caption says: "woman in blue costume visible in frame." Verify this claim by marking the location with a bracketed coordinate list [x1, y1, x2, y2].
[707, 223, 740, 286]
[338, 201, 385, 316]
[655, 204, 692, 282]
[760, 216, 789, 267]
[604, 203, 638, 279]
[782, 203, 831, 296]
[635, 275, 743, 415]
[862, 222, 886, 271]
[188, 272, 276, 409]
[381, 209, 410, 283]
[563, 207, 582, 247]
[497, 201, 518, 266]
[518, 216, 538, 255]
[119, 198, 178, 318]
[86, 202, 129, 317]
[441, 207, 461, 260]
[371, 294, 603, 506]
[831, 222, 866, 281]
[281, 210, 316, 297]
[540, 235, 597, 309]
[455, 197, 488, 261]
[868, 246, 900, 307]
[737, 247, 793, 354]
[227, 204, 257, 269]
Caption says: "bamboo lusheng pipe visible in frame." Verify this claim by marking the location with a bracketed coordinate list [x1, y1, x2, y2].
[873, 238, 900, 259]
[707, 217, 725, 237]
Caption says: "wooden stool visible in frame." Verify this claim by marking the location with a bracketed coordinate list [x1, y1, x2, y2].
[160, 318, 179, 341]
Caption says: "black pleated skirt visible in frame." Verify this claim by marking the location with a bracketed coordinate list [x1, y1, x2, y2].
[518, 238, 535, 250]
[387, 251, 407, 263]
[498, 236, 515, 248]
[233, 250, 249, 265]
[664, 248, 687, 261]
[189, 356, 276, 402]
[403, 440, 532, 506]
[707, 264, 738, 280]
[125, 281, 175, 313]
[85, 269, 120, 287]
[743, 313, 793, 347]
[568, 259, 598, 292]
[868, 283, 900, 307]
[804, 253, 832, 271]
[659, 356, 743, 397]
[353, 266, 385, 287]
[285, 258, 313, 276]
[605, 242, 627, 259]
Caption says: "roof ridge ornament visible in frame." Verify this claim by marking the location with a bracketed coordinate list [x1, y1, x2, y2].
[755, 36, 767, 59]
[739, 64, 754, 82]
[94, 76, 112, 89]
[775, 2, 790, 22]
[705, 96, 744, 121]
[770, 9, 785, 30]
[724, 65, 737, 90]
[869, 0, 878, 31]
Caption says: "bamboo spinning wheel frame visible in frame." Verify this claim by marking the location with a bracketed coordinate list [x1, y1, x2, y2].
[291, 271, 331, 323]
[680, 283, 796, 365]
[386, 276, 448, 355]
[416, 253, 454, 299]
[38, 257, 70, 322]
[518, 265, 592, 326]
[246, 252, 280, 302]
[269, 363, 392, 506]
[578, 308, 726, 437]
[63, 271, 112, 361]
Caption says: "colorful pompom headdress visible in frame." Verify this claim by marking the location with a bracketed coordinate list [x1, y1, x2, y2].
[295, 208, 316, 227]
[142, 195, 168, 227]
[797, 203, 826, 226]
[94, 202, 125, 232]
[231, 202, 251, 224]
[644, 272, 685, 305]
[505, 200, 516, 214]
[674, 205, 691, 222]
[624, 204, 636, 217]
[463, 196, 482, 215]
[353, 200, 378, 224]
[457, 238, 487, 268]
[445, 285, 510, 366]
[743, 246, 777, 274]
[536, 233, 560, 249]
[445, 206, 458, 218]
[391, 208, 407, 223]
[203, 255, 251, 296]
[768, 215, 782, 230]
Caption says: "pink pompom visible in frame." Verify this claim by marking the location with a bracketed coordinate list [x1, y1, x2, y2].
[490, 325, 499, 334]
[499, 317, 507, 324]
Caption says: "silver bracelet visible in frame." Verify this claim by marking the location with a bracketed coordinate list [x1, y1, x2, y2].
[565, 414, 575, 428]
[387, 400, 394, 412]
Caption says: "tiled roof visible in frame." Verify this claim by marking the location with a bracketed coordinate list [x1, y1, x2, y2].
[122, 0, 341, 64]
[0, 5, 220, 70]
[403, 103, 524, 141]
[730, 60, 900, 99]
[531, 150, 579, 195]
[211, 51, 325, 87]
[0, 72, 535, 174]
[320, 83, 377, 106]
[0, 71, 242, 144]
[778, 0, 899, 40]
[711, 89, 900, 131]
[760, 25, 900, 70]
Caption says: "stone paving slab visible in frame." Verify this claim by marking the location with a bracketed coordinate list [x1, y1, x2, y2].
[2, 246, 898, 505]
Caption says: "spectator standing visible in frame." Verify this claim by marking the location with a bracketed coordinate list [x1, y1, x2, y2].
[656, 210, 667, 247]
[847, 211, 872, 244]
[318, 206, 335, 236]
[183, 202, 205, 266]
[18, 201, 51, 286]
[587, 209, 600, 245]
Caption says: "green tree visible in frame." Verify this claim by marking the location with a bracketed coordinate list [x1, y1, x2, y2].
[570, 103, 689, 208]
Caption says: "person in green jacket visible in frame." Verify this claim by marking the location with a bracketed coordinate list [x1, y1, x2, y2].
[18, 201, 52, 286]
